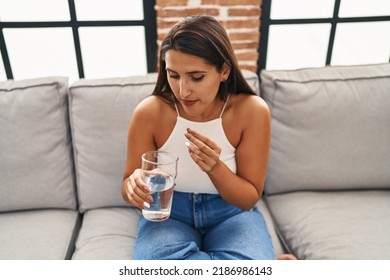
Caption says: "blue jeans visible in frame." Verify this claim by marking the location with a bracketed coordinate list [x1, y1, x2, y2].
[133, 191, 275, 260]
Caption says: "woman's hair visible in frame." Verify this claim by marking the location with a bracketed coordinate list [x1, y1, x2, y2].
[152, 15, 256, 102]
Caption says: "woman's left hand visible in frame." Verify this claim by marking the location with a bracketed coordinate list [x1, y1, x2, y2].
[185, 128, 221, 173]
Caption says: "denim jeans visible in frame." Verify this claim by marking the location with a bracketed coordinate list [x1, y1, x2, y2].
[133, 191, 275, 260]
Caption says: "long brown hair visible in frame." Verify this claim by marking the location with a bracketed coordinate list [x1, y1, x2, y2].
[152, 15, 256, 102]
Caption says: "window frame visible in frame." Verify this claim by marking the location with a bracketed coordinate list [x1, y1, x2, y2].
[258, 0, 390, 71]
[0, 0, 157, 80]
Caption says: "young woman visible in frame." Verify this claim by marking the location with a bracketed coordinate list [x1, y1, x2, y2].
[122, 15, 275, 260]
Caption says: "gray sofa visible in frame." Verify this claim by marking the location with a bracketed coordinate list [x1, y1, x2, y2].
[261, 63, 390, 260]
[0, 63, 389, 260]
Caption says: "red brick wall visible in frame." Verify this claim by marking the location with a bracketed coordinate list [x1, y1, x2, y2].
[155, 0, 262, 73]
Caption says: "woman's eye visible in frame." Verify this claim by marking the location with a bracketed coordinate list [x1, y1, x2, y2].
[191, 75, 204, 81]
[169, 75, 179, 80]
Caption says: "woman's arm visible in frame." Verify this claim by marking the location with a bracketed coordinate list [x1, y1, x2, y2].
[121, 97, 159, 209]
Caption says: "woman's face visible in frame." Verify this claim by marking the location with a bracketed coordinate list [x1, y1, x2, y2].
[165, 50, 229, 121]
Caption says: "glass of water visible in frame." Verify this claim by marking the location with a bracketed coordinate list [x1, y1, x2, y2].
[141, 151, 178, 222]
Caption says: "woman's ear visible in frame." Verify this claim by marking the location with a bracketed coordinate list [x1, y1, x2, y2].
[221, 63, 231, 82]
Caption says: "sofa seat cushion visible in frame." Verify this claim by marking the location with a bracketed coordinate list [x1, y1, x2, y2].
[0, 77, 77, 211]
[266, 190, 390, 259]
[0, 209, 80, 260]
[72, 207, 140, 260]
[256, 198, 286, 256]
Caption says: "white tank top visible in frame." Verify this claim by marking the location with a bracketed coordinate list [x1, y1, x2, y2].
[159, 96, 236, 194]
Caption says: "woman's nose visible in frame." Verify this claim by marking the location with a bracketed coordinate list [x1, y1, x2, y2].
[179, 79, 192, 98]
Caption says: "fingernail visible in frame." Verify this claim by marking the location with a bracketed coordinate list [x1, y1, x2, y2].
[187, 127, 191, 132]
[185, 141, 191, 148]
[143, 202, 150, 209]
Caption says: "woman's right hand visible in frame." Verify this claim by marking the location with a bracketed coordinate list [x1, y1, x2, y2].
[124, 168, 153, 210]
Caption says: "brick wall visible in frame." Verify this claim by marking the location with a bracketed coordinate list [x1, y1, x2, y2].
[155, 0, 262, 73]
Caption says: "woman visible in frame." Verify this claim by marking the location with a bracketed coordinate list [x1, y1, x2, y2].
[122, 15, 275, 260]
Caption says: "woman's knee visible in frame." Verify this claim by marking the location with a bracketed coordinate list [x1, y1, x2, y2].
[133, 240, 202, 260]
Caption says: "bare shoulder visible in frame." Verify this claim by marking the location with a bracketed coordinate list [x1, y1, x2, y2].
[134, 95, 165, 115]
[230, 94, 270, 121]
[132, 95, 174, 121]
[223, 94, 270, 147]
[130, 95, 177, 148]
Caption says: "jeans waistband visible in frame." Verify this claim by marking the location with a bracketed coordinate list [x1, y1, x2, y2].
[171, 191, 244, 231]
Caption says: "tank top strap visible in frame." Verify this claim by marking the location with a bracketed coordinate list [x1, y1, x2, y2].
[219, 94, 230, 118]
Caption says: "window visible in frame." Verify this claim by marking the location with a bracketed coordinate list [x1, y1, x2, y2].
[259, 0, 390, 71]
[0, 0, 157, 82]
[0, 54, 6, 81]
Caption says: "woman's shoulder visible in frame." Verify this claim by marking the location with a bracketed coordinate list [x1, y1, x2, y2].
[230, 94, 269, 117]
[134, 95, 174, 117]
[230, 94, 270, 129]
[131, 95, 177, 148]
[223, 94, 270, 148]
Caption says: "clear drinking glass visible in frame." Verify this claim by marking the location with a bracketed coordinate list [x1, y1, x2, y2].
[141, 151, 178, 222]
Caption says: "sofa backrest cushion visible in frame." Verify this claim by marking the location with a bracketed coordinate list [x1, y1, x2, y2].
[243, 69, 260, 95]
[261, 63, 390, 195]
[69, 70, 260, 212]
[69, 74, 157, 212]
[0, 77, 77, 211]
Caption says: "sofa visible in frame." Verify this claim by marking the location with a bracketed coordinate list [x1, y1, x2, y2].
[261, 63, 390, 260]
[0, 63, 389, 260]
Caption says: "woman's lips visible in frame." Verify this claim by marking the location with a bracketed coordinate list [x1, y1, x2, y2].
[181, 99, 198, 106]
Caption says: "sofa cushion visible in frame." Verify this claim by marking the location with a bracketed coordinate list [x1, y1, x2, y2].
[71, 207, 140, 259]
[261, 63, 390, 194]
[72, 199, 285, 260]
[266, 190, 390, 259]
[69, 74, 158, 211]
[0, 77, 77, 211]
[242, 69, 260, 95]
[0, 209, 80, 259]
[69, 70, 260, 211]
[256, 198, 286, 256]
